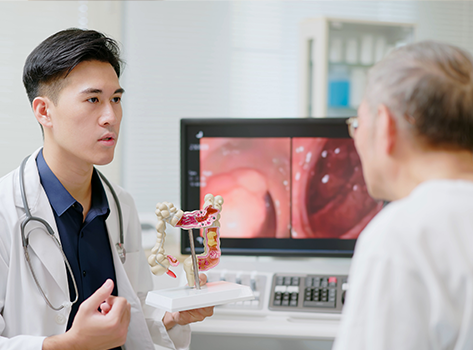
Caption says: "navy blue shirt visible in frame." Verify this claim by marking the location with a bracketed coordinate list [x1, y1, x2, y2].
[36, 150, 118, 332]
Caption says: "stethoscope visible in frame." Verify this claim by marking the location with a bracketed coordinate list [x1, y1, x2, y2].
[19, 155, 126, 311]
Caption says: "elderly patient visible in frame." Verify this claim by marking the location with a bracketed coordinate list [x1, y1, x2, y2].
[333, 41, 473, 350]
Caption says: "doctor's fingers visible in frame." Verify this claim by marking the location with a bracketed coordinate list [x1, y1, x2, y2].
[177, 306, 214, 325]
[81, 279, 115, 313]
[104, 296, 131, 322]
[198, 273, 208, 285]
[197, 306, 214, 318]
[100, 300, 112, 315]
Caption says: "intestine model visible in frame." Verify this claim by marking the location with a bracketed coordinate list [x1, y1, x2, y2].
[147, 194, 224, 287]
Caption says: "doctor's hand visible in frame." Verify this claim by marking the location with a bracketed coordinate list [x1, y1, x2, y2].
[42, 279, 131, 350]
[162, 273, 215, 331]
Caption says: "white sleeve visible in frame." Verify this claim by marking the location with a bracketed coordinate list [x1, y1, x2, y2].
[0, 256, 47, 350]
[0, 218, 46, 350]
[332, 253, 430, 350]
[0, 192, 46, 350]
[0, 336, 45, 350]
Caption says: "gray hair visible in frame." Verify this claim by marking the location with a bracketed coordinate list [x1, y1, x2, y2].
[364, 40, 473, 150]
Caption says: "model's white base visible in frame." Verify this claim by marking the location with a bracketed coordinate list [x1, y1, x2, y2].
[146, 281, 254, 312]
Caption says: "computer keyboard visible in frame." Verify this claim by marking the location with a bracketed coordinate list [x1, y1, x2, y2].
[270, 274, 348, 313]
[206, 269, 348, 313]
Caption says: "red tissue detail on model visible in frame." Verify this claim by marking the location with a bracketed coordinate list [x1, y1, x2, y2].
[176, 206, 218, 228]
[196, 207, 218, 222]
[166, 269, 177, 278]
[166, 255, 179, 266]
[197, 227, 221, 271]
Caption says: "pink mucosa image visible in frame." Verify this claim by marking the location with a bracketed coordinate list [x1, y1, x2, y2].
[199, 137, 383, 240]
[291, 138, 383, 239]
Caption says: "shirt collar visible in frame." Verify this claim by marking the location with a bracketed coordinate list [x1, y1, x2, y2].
[89, 170, 110, 219]
[36, 149, 110, 218]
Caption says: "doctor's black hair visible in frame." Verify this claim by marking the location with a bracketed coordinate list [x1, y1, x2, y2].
[23, 28, 123, 105]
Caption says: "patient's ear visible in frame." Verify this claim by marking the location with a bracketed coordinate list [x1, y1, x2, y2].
[32, 97, 53, 129]
[377, 104, 397, 155]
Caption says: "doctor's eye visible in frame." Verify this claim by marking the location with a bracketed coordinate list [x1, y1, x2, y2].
[87, 97, 99, 103]
[111, 96, 121, 103]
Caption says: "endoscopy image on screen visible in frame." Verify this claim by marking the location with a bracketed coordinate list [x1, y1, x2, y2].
[291, 138, 383, 239]
[199, 137, 383, 240]
[199, 137, 291, 239]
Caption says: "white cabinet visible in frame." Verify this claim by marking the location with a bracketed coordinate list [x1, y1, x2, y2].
[299, 17, 415, 118]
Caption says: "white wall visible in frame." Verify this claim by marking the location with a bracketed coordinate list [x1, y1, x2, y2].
[0, 2, 80, 178]
[120, 1, 473, 214]
[0, 1, 122, 183]
[2, 1, 473, 215]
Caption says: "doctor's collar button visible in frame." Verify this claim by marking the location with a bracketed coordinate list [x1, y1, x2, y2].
[82, 270, 86, 277]
[55, 314, 66, 325]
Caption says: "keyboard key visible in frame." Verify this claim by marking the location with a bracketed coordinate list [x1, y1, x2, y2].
[275, 285, 287, 293]
[303, 300, 336, 308]
[328, 276, 337, 283]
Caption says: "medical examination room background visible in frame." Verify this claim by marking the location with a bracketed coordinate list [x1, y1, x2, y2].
[1, 0, 473, 229]
[1, 2, 473, 350]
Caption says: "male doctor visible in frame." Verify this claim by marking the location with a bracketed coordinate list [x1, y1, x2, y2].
[0, 29, 213, 349]
[333, 41, 473, 349]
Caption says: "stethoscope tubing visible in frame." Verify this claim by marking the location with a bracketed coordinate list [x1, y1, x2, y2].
[19, 154, 125, 311]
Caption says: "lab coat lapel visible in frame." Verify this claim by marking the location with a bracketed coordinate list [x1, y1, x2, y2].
[16, 149, 70, 301]
[104, 185, 155, 350]
[104, 184, 124, 253]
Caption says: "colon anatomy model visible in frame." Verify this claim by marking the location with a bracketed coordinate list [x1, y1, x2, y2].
[147, 194, 224, 287]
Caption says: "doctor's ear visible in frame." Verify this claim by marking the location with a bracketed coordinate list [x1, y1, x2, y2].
[32, 97, 53, 128]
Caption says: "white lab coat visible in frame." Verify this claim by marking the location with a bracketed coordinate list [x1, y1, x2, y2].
[0, 148, 191, 350]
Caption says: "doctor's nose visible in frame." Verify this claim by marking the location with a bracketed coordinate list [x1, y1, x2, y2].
[99, 102, 121, 127]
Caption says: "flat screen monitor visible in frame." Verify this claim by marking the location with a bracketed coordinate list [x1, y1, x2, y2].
[180, 118, 383, 257]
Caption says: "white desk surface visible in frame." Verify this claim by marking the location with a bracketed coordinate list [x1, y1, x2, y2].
[190, 311, 340, 339]
[147, 255, 351, 340]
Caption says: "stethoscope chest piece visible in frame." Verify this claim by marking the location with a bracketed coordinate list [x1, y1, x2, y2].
[116, 242, 126, 264]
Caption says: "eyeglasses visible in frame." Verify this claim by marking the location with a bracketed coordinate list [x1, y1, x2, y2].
[346, 116, 358, 138]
